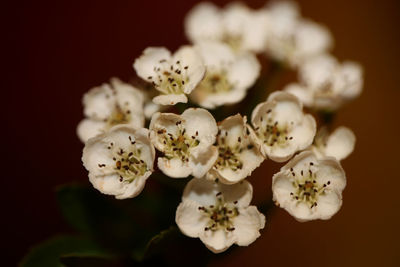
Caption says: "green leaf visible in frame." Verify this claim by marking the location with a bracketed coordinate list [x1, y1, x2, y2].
[20, 235, 107, 267]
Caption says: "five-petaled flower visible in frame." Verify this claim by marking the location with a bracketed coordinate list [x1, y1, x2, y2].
[311, 126, 356, 161]
[82, 125, 155, 199]
[77, 78, 145, 142]
[285, 54, 363, 110]
[207, 114, 264, 184]
[176, 178, 265, 253]
[149, 108, 218, 178]
[190, 41, 260, 109]
[272, 151, 346, 222]
[185, 2, 269, 53]
[250, 91, 316, 162]
[133, 46, 206, 105]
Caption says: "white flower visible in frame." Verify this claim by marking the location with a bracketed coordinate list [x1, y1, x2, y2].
[272, 151, 346, 222]
[184, 2, 269, 53]
[149, 108, 218, 178]
[250, 91, 316, 162]
[77, 78, 145, 142]
[82, 126, 155, 199]
[133, 46, 205, 105]
[265, 1, 332, 67]
[311, 126, 356, 161]
[285, 54, 364, 110]
[190, 41, 260, 109]
[176, 178, 265, 253]
[206, 114, 264, 184]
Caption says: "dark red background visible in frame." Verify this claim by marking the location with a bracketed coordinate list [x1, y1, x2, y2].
[4, 0, 400, 266]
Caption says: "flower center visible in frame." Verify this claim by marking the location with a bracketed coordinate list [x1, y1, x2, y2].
[106, 104, 131, 128]
[198, 192, 239, 232]
[156, 121, 200, 162]
[289, 162, 330, 208]
[147, 60, 190, 95]
[215, 130, 253, 171]
[200, 70, 232, 94]
[98, 136, 148, 183]
[255, 109, 293, 147]
[222, 33, 243, 52]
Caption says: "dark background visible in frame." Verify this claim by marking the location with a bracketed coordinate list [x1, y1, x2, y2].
[4, 0, 400, 266]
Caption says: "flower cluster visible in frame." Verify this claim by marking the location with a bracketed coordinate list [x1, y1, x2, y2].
[78, 1, 362, 254]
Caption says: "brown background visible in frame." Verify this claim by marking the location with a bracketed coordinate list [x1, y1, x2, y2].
[3, 0, 400, 266]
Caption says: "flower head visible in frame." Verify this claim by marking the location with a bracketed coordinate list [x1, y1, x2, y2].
[133, 46, 205, 105]
[185, 2, 269, 53]
[77, 78, 145, 142]
[272, 151, 346, 222]
[207, 114, 264, 184]
[250, 91, 316, 162]
[82, 126, 155, 199]
[311, 126, 356, 161]
[176, 178, 265, 253]
[265, 1, 332, 67]
[190, 41, 260, 109]
[285, 54, 364, 110]
[149, 108, 218, 178]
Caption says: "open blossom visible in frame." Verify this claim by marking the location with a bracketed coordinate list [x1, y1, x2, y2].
[311, 126, 356, 161]
[285, 54, 363, 110]
[185, 2, 269, 53]
[82, 126, 155, 199]
[133, 46, 205, 105]
[250, 91, 316, 162]
[149, 108, 218, 178]
[272, 151, 346, 222]
[190, 41, 260, 109]
[265, 1, 332, 67]
[77, 78, 145, 142]
[176, 178, 265, 253]
[207, 114, 264, 184]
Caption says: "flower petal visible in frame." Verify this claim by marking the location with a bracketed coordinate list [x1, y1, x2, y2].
[77, 119, 106, 143]
[324, 126, 356, 161]
[227, 52, 260, 90]
[133, 47, 171, 81]
[157, 157, 192, 178]
[200, 229, 235, 253]
[233, 206, 265, 246]
[176, 200, 209, 238]
[152, 94, 188, 105]
[189, 146, 218, 178]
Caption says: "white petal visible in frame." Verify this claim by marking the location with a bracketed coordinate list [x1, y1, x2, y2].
[233, 206, 265, 246]
[111, 77, 144, 112]
[227, 52, 260, 89]
[77, 119, 106, 143]
[149, 112, 181, 151]
[290, 114, 317, 150]
[182, 108, 218, 149]
[338, 61, 363, 99]
[284, 83, 313, 107]
[190, 89, 246, 109]
[182, 178, 253, 208]
[189, 146, 218, 178]
[200, 229, 235, 253]
[133, 47, 171, 81]
[267, 91, 304, 124]
[195, 41, 235, 67]
[83, 84, 114, 120]
[184, 2, 223, 44]
[315, 191, 342, 220]
[176, 200, 209, 237]
[157, 157, 192, 178]
[272, 171, 295, 206]
[173, 46, 206, 94]
[152, 94, 188, 105]
[316, 157, 346, 192]
[299, 53, 337, 89]
[324, 126, 356, 161]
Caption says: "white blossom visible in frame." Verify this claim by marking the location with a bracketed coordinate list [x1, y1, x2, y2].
[250, 91, 316, 162]
[311, 126, 356, 161]
[265, 1, 332, 67]
[149, 108, 218, 178]
[82, 126, 155, 199]
[133, 46, 205, 105]
[272, 151, 346, 222]
[190, 41, 260, 109]
[184, 2, 269, 53]
[285, 54, 364, 110]
[77, 78, 145, 142]
[176, 178, 265, 253]
[207, 114, 264, 184]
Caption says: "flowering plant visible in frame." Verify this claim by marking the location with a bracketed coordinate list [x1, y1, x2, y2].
[22, 1, 362, 266]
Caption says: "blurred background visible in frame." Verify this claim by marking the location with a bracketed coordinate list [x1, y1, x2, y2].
[3, 0, 400, 266]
